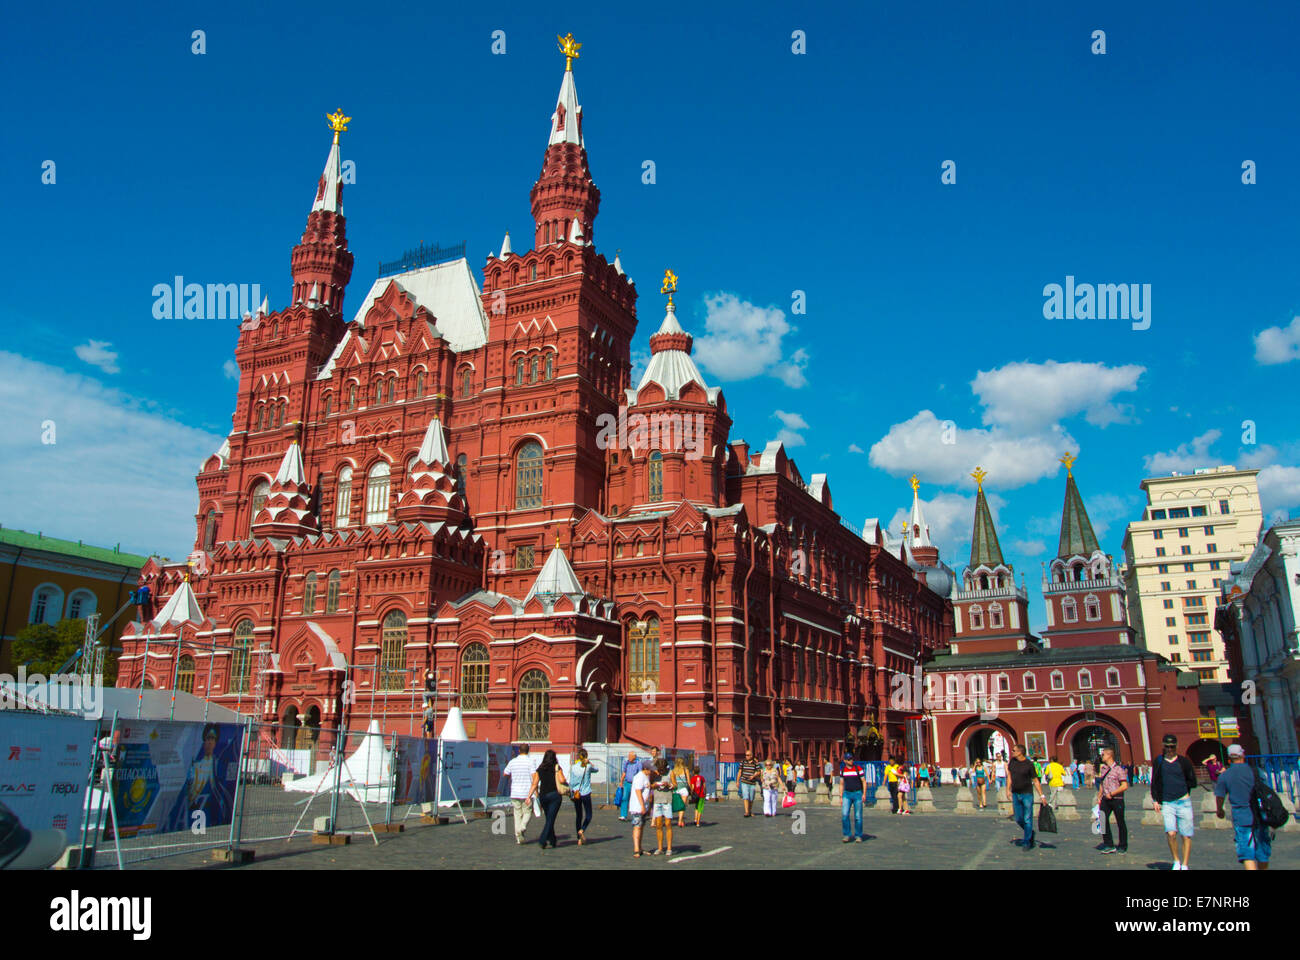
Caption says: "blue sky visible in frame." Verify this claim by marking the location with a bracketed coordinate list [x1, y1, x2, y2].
[3, 2, 1300, 629]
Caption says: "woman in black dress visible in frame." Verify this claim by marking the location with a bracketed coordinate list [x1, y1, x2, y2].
[526, 749, 569, 849]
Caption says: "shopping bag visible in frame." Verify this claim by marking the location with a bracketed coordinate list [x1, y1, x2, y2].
[1037, 803, 1058, 834]
[782, 790, 797, 808]
[614, 785, 625, 807]
[1090, 804, 1102, 835]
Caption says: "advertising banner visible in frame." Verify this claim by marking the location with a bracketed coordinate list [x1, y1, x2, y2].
[487, 742, 519, 800]
[393, 736, 438, 804]
[0, 712, 97, 848]
[697, 753, 717, 796]
[106, 720, 244, 839]
[439, 740, 488, 804]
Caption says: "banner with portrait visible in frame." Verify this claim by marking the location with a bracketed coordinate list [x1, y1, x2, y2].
[0, 712, 97, 849]
[438, 740, 488, 804]
[392, 736, 438, 804]
[106, 719, 244, 839]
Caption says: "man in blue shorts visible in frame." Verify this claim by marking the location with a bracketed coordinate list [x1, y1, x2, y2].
[1151, 734, 1198, 870]
[1215, 744, 1271, 870]
[737, 749, 761, 817]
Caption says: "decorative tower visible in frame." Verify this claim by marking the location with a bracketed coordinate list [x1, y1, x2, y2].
[949, 467, 1033, 652]
[1041, 454, 1134, 649]
[395, 416, 470, 524]
[529, 34, 601, 250]
[250, 431, 319, 538]
[906, 474, 939, 567]
[290, 109, 356, 311]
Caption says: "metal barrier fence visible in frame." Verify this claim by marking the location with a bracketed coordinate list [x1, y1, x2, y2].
[1249, 754, 1300, 804]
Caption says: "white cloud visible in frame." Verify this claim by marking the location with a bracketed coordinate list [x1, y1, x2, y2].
[0, 352, 224, 559]
[223, 358, 240, 380]
[629, 349, 650, 386]
[74, 340, 120, 375]
[1254, 316, 1300, 365]
[1258, 464, 1300, 520]
[847, 443, 864, 454]
[869, 410, 1074, 489]
[693, 293, 808, 388]
[972, 361, 1144, 431]
[1009, 538, 1047, 558]
[1142, 429, 1223, 475]
[773, 409, 809, 448]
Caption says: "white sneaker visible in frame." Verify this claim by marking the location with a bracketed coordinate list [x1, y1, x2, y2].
[1171, 862, 1182, 870]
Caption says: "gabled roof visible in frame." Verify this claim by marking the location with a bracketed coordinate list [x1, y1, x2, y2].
[344, 258, 489, 354]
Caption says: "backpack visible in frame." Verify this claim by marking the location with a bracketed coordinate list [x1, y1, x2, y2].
[1250, 769, 1290, 830]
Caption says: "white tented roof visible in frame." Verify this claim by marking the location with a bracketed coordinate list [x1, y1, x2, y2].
[549, 69, 583, 147]
[348, 258, 489, 353]
[152, 579, 205, 628]
[525, 545, 584, 602]
[628, 305, 720, 406]
[311, 139, 344, 215]
[274, 441, 307, 485]
[417, 416, 450, 465]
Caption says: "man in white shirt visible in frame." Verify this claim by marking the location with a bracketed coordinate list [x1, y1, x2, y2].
[503, 745, 537, 844]
[629, 759, 653, 857]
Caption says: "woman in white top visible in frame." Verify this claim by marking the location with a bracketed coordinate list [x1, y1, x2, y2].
[994, 755, 1008, 796]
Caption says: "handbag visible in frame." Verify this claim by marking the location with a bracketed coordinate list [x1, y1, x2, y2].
[614, 784, 625, 807]
[782, 790, 797, 808]
[1037, 803, 1058, 834]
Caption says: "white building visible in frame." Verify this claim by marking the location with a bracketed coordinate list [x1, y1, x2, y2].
[1216, 519, 1300, 754]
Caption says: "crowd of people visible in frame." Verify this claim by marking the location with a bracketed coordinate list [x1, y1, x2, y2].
[496, 738, 1278, 869]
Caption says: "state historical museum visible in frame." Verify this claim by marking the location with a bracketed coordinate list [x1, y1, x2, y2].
[118, 39, 952, 763]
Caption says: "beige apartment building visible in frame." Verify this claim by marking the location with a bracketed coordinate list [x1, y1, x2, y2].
[1122, 466, 1263, 683]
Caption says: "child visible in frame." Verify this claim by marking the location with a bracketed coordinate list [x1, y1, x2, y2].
[898, 768, 912, 815]
[689, 766, 707, 827]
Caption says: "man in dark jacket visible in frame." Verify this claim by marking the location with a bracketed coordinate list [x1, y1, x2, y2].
[1151, 734, 1198, 870]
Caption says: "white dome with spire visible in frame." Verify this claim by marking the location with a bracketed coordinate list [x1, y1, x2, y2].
[628, 303, 720, 406]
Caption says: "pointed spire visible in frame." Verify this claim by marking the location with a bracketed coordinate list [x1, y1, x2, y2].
[526, 541, 584, 602]
[550, 34, 584, 147]
[531, 37, 599, 250]
[634, 270, 717, 406]
[290, 109, 355, 313]
[257, 296, 268, 316]
[613, 249, 624, 275]
[152, 578, 205, 628]
[908, 474, 931, 547]
[274, 440, 307, 485]
[499, 230, 512, 259]
[417, 415, 450, 466]
[1056, 453, 1101, 559]
[568, 216, 584, 244]
[969, 467, 1006, 568]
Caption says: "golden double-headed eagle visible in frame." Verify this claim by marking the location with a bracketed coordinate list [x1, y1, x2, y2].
[326, 109, 351, 144]
[558, 33, 582, 70]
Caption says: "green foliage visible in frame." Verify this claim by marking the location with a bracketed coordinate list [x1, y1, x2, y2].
[11, 619, 117, 682]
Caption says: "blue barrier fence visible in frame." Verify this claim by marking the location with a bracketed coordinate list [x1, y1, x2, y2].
[1248, 754, 1299, 804]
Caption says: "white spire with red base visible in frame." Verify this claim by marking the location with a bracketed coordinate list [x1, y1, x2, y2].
[253, 437, 318, 537]
[312, 110, 349, 215]
[550, 34, 584, 147]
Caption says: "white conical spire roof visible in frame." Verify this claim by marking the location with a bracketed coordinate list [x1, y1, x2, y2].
[548, 67, 583, 147]
[569, 217, 584, 243]
[152, 578, 205, 628]
[439, 706, 469, 741]
[274, 441, 307, 485]
[308, 282, 320, 305]
[311, 138, 344, 215]
[633, 302, 716, 405]
[613, 252, 624, 275]
[499, 230, 512, 258]
[417, 416, 450, 465]
[526, 543, 584, 602]
[258, 296, 268, 315]
[908, 477, 932, 548]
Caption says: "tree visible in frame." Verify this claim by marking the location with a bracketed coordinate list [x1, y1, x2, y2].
[11, 619, 118, 683]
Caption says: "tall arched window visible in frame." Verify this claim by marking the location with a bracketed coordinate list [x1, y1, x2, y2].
[325, 570, 341, 614]
[30, 585, 64, 625]
[177, 655, 195, 694]
[303, 572, 318, 615]
[460, 643, 490, 711]
[415, 371, 425, 398]
[323, 394, 333, 418]
[1062, 597, 1078, 622]
[629, 616, 660, 692]
[455, 454, 468, 497]
[203, 509, 217, 552]
[515, 442, 543, 508]
[347, 384, 357, 410]
[516, 359, 525, 385]
[460, 368, 472, 397]
[365, 462, 391, 523]
[335, 466, 353, 528]
[544, 352, 554, 380]
[249, 481, 270, 533]
[379, 610, 407, 691]
[374, 381, 384, 404]
[518, 669, 550, 741]
[255, 405, 265, 432]
[648, 451, 664, 503]
[388, 377, 398, 402]
[969, 605, 984, 629]
[1084, 594, 1101, 621]
[530, 356, 539, 383]
[67, 590, 96, 620]
[231, 619, 254, 693]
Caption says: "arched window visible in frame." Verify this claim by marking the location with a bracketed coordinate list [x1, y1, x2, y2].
[648, 451, 664, 502]
[365, 462, 391, 523]
[530, 264, 537, 282]
[460, 642, 490, 711]
[203, 509, 217, 552]
[1050, 670, 1064, 691]
[274, 402, 284, 428]
[1077, 669, 1093, 689]
[388, 377, 398, 402]
[544, 352, 554, 380]
[335, 466, 353, 528]
[255, 405, 265, 432]
[1084, 594, 1101, 621]
[323, 394, 333, 418]
[414, 371, 425, 398]
[1022, 672, 1037, 692]
[988, 603, 1003, 628]
[379, 610, 407, 691]
[455, 454, 468, 497]
[177, 655, 195, 694]
[325, 570, 341, 614]
[460, 368, 471, 397]
[515, 442, 543, 508]
[969, 605, 984, 629]
[629, 616, 660, 692]
[249, 481, 270, 533]
[374, 381, 384, 404]
[347, 384, 357, 410]
[66, 590, 96, 621]
[231, 619, 254, 694]
[1062, 597, 1078, 623]
[530, 356, 539, 383]
[303, 572, 318, 615]
[518, 669, 549, 741]
[30, 585, 64, 625]
[1106, 668, 1121, 688]
[515, 359, 525, 385]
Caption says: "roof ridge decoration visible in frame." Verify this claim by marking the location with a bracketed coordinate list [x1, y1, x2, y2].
[1056, 452, 1101, 560]
[969, 466, 1006, 569]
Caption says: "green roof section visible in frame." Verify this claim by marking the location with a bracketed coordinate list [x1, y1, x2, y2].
[1056, 471, 1101, 559]
[969, 486, 1006, 569]
[0, 526, 154, 569]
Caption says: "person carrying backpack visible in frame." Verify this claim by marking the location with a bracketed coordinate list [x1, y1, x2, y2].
[1214, 744, 1284, 870]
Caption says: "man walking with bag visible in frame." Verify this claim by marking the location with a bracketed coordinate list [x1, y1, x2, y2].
[618, 750, 640, 821]
[1151, 734, 1197, 870]
[1095, 746, 1129, 855]
[1008, 743, 1046, 852]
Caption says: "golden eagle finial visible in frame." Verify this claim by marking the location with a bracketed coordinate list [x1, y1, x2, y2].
[909, 473, 920, 495]
[661, 268, 678, 307]
[558, 33, 582, 71]
[971, 466, 987, 490]
[327, 108, 351, 145]
[1059, 452, 1076, 477]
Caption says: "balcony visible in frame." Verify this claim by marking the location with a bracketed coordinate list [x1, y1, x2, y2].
[1043, 575, 1121, 595]
[953, 585, 1029, 602]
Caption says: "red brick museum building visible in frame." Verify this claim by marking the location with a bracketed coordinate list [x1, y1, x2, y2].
[116, 44, 952, 763]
